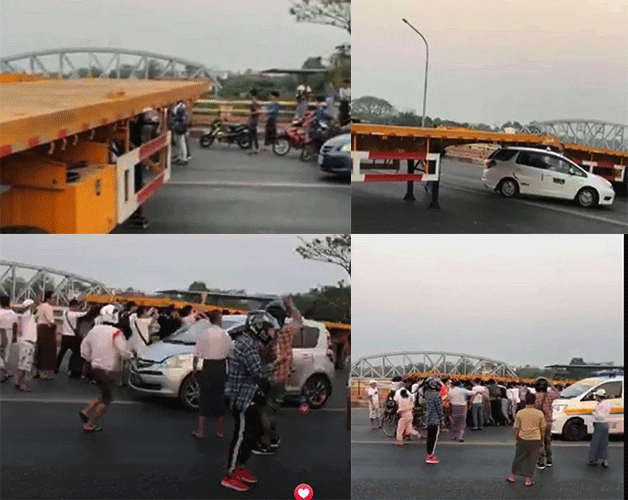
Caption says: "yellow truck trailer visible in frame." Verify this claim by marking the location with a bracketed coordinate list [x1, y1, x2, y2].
[0, 78, 207, 233]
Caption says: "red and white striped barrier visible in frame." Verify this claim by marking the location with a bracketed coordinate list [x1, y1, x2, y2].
[575, 160, 625, 183]
[116, 132, 171, 224]
[351, 151, 440, 183]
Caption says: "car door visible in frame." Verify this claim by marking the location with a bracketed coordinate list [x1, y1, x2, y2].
[595, 381, 623, 434]
[543, 156, 586, 199]
[514, 151, 549, 195]
[286, 323, 318, 393]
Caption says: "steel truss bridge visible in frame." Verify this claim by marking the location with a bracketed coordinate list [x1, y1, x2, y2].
[0, 260, 112, 305]
[351, 351, 518, 379]
[0, 47, 217, 82]
[521, 120, 627, 152]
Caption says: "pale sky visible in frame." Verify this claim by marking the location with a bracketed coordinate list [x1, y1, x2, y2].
[351, 235, 624, 368]
[0, 0, 349, 72]
[352, 0, 628, 125]
[0, 235, 348, 295]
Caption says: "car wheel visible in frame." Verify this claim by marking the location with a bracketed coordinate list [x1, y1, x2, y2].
[304, 374, 331, 409]
[562, 418, 587, 441]
[199, 134, 214, 148]
[273, 137, 291, 156]
[498, 178, 519, 198]
[576, 187, 598, 208]
[179, 374, 200, 411]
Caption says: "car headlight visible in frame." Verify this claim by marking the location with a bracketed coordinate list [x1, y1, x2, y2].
[163, 355, 189, 368]
[340, 143, 350, 152]
[553, 404, 567, 414]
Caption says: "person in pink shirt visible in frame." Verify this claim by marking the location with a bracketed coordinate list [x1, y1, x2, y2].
[394, 388, 420, 445]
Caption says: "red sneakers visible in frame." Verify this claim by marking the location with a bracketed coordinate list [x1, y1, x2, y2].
[221, 474, 249, 492]
[425, 455, 440, 464]
[235, 467, 258, 484]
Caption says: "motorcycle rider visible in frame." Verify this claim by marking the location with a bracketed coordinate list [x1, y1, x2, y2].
[221, 311, 278, 492]
[533, 377, 559, 469]
[308, 96, 332, 153]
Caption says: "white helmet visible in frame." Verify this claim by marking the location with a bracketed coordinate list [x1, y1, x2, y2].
[594, 389, 607, 399]
[22, 299, 35, 307]
[99, 304, 119, 325]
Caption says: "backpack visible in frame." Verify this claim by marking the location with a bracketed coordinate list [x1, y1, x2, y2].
[118, 311, 133, 340]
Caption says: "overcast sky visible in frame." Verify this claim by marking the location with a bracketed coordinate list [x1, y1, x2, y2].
[0, 0, 349, 72]
[352, 0, 628, 125]
[0, 235, 348, 295]
[352, 235, 624, 368]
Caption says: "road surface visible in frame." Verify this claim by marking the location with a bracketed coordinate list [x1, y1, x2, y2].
[0, 351, 350, 500]
[351, 409, 624, 500]
[115, 142, 350, 234]
[352, 159, 628, 233]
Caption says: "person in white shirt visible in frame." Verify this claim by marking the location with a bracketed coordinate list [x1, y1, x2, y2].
[588, 388, 613, 467]
[55, 299, 88, 377]
[35, 291, 57, 380]
[470, 379, 486, 430]
[507, 382, 521, 421]
[394, 388, 420, 444]
[16, 300, 37, 391]
[128, 306, 156, 355]
[450, 380, 482, 441]
[0, 295, 19, 382]
[79, 305, 134, 432]
[191, 310, 233, 439]
[367, 380, 380, 429]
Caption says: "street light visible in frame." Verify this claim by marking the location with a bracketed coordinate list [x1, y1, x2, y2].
[402, 18, 429, 128]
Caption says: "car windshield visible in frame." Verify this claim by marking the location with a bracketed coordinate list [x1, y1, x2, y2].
[163, 316, 245, 344]
[560, 381, 598, 399]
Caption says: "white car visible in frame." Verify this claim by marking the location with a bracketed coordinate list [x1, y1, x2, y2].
[129, 315, 335, 410]
[482, 147, 615, 207]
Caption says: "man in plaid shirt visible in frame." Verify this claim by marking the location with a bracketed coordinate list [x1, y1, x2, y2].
[221, 311, 278, 492]
[255, 297, 303, 454]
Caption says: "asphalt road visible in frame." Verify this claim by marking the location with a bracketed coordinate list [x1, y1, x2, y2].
[352, 158, 628, 233]
[351, 409, 624, 500]
[0, 353, 350, 500]
[115, 141, 351, 234]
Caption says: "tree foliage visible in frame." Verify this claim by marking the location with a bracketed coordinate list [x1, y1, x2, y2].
[352, 96, 396, 122]
[289, 0, 351, 34]
[188, 281, 208, 291]
[295, 234, 350, 276]
[292, 282, 350, 323]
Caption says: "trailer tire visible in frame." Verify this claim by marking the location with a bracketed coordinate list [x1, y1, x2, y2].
[0, 226, 49, 234]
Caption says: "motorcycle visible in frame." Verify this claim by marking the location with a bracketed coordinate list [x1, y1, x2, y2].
[199, 118, 251, 149]
[272, 117, 309, 156]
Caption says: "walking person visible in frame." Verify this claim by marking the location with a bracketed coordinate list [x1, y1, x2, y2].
[171, 100, 191, 164]
[394, 388, 420, 445]
[221, 311, 278, 492]
[0, 295, 19, 382]
[263, 91, 282, 151]
[424, 377, 444, 463]
[191, 310, 232, 439]
[79, 305, 134, 432]
[255, 297, 302, 454]
[507, 392, 547, 487]
[533, 377, 559, 469]
[16, 300, 37, 391]
[247, 89, 262, 154]
[35, 291, 57, 380]
[55, 299, 88, 377]
[587, 389, 612, 467]
[367, 380, 381, 429]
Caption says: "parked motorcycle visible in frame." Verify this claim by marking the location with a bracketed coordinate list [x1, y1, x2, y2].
[272, 118, 309, 156]
[199, 118, 251, 149]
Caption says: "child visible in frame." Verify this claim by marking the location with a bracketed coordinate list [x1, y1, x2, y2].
[394, 388, 420, 445]
[367, 380, 380, 429]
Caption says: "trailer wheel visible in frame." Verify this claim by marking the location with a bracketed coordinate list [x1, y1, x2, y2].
[0, 226, 49, 234]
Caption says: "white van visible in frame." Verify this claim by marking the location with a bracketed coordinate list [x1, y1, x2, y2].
[551, 375, 624, 441]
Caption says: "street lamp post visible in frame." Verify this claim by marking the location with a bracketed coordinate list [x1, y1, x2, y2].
[402, 18, 429, 128]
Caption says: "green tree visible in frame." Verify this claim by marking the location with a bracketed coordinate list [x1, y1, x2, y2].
[292, 282, 350, 323]
[189, 281, 208, 291]
[289, 0, 351, 34]
[295, 234, 350, 276]
[352, 96, 396, 123]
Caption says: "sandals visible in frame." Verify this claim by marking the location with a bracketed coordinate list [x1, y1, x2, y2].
[79, 411, 90, 423]
[191, 431, 204, 439]
[587, 460, 599, 466]
[525, 481, 535, 487]
[83, 425, 103, 433]
[506, 477, 515, 484]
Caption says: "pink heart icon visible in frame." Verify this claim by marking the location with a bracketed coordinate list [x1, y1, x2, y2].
[294, 483, 313, 500]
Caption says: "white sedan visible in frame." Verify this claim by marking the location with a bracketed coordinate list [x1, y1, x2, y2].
[482, 147, 615, 208]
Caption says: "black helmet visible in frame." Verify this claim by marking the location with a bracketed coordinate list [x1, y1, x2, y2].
[534, 377, 549, 393]
[426, 377, 442, 391]
[265, 300, 288, 328]
[245, 310, 279, 345]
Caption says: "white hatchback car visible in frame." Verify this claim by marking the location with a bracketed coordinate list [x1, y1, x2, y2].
[482, 147, 615, 207]
[129, 315, 336, 410]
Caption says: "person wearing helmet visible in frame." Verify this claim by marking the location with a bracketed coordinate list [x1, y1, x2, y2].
[0, 295, 19, 383]
[424, 377, 445, 464]
[533, 377, 559, 469]
[78, 305, 134, 432]
[588, 389, 612, 467]
[16, 299, 37, 391]
[255, 297, 302, 454]
[222, 310, 278, 492]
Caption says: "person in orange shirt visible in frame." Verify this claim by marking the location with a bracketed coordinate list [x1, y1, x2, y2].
[440, 377, 452, 429]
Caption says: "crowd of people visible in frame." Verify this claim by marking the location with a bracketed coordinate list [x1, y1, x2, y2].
[365, 374, 613, 487]
[0, 293, 304, 493]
